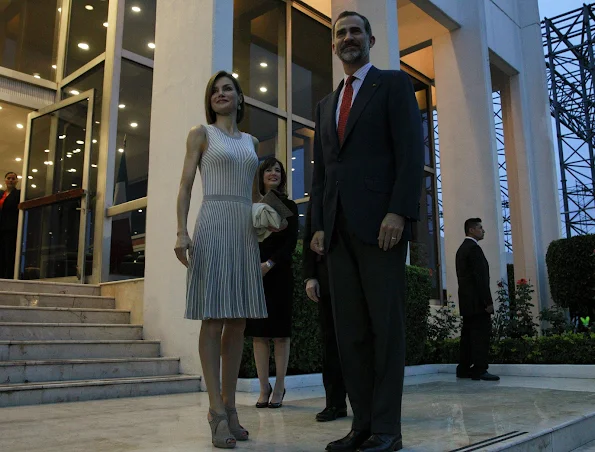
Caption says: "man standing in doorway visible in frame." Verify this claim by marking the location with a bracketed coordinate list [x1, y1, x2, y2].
[310, 11, 424, 452]
[455, 218, 500, 382]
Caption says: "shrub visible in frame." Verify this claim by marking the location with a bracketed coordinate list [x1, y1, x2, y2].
[507, 263, 515, 302]
[427, 296, 460, 342]
[239, 246, 433, 377]
[546, 234, 595, 319]
[492, 279, 538, 340]
[539, 305, 572, 336]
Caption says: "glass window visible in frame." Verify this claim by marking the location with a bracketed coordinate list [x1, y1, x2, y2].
[233, 0, 286, 109]
[291, 8, 332, 121]
[113, 60, 153, 205]
[0, 102, 32, 185]
[240, 104, 285, 162]
[0, 0, 60, 80]
[65, 0, 108, 76]
[123, 0, 156, 59]
[291, 123, 314, 199]
[296, 201, 307, 240]
[109, 207, 146, 278]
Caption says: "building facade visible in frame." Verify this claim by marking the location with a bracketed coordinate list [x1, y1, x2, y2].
[0, 0, 560, 375]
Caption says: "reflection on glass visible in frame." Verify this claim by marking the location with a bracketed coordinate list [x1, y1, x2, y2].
[19, 198, 89, 280]
[65, 0, 108, 75]
[0, 0, 60, 80]
[292, 8, 332, 120]
[123, 0, 156, 59]
[109, 208, 146, 278]
[412, 78, 432, 168]
[296, 201, 307, 241]
[233, 0, 286, 109]
[291, 123, 314, 199]
[113, 60, 153, 205]
[240, 104, 285, 161]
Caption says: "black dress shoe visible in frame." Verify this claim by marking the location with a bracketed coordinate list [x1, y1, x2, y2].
[456, 372, 472, 379]
[326, 429, 371, 451]
[316, 406, 348, 422]
[472, 372, 500, 381]
[357, 434, 403, 452]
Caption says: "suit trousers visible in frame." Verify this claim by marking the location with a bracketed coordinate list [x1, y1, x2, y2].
[0, 230, 17, 279]
[327, 207, 407, 435]
[457, 313, 491, 377]
[318, 291, 347, 410]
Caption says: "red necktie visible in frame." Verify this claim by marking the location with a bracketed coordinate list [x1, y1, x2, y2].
[337, 75, 355, 145]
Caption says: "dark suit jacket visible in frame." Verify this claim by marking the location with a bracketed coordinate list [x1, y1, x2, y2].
[456, 238, 493, 317]
[0, 189, 20, 232]
[310, 66, 425, 251]
[302, 202, 330, 296]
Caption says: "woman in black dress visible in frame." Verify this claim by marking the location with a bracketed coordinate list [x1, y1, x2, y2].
[245, 157, 298, 409]
[0, 172, 21, 279]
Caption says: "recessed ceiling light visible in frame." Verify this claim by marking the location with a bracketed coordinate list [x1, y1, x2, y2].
[17, 175, 22, 179]
[45, 149, 50, 153]
[118, 104, 125, 109]
[0, 106, 2, 110]
[73, 149, 81, 153]
[15, 158, 22, 162]
[70, 89, 80, 95]
[31, 184, 37, 188]
[148, 42, 155, 49]
[232, 73, 239, 79]
[32, 169, 38, 173]
[131, 6, 141, 12]
[91, 164, 98, 168]
[103, 22, 109, 27]
[304, 192, 309, 196]
[76, 140, 84, 145]
[59, 135, 66, 139]
[78, 43, 90, 50]
[138, 209, 143, 213]
[292, 157, 296, 160]
[118, 148, 124, 153]
[260, 62, 268, 68]
[92, 139, 97, 143]
[72, 184, 78, 187]
[58, 7, 61, 12]
[130, 122, 138, 128]
[259, 86, 268, 93]
[67, 154, 72, 158]
[311, 160, 314, 164]
[291, 168, 295, 171]
[85, 5, 93, 10]
[299, 213, 305, 217]
[95, 121, 100, 124]
[28, 176, 33, 180]
[16, 124, 24, 129]
[33, 74, 41, 79]
[68, 168, 77, 173]
[44, 161, 53, 165]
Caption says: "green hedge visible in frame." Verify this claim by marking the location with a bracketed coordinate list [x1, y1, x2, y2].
[239, 245, 432, 377]
[546, 234, 595, 318]
[425, 333, 595, 365]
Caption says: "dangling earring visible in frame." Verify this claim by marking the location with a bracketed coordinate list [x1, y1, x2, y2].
[238, 104, 242, 111]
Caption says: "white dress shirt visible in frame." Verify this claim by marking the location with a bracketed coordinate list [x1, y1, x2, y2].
[465, 236, 478, 244]
[335, 62, 374, 128]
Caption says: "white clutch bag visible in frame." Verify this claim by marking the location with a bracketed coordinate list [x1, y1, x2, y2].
[252, 203, 282, 242]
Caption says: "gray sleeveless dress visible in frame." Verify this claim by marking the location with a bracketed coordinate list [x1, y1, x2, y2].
[185, 125, 267, 320]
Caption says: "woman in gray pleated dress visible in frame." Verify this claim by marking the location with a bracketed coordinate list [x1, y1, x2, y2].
[174, 71, 267, 449]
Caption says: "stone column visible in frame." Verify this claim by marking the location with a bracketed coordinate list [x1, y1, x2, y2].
[433, 0, 507, 307]
[500, 0, 561, 314]
[143, 0, 233, 375]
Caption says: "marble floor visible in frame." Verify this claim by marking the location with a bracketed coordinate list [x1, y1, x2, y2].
[1, 374, 595, 452]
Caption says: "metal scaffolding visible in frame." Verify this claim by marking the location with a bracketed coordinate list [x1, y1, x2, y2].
[493, 92, 513, 253]
[543, 3, 595, 237]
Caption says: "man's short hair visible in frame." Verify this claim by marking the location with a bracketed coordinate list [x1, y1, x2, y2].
[333, 11, 373, 37]
[464, 218, 482, 235]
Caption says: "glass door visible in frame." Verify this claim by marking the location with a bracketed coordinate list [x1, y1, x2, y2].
[14, 90, 95, 283]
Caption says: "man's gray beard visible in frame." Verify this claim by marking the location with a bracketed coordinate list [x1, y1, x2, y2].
[339, 43, 370, 64]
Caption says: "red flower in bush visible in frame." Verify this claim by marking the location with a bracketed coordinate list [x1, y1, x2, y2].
[517, 278, 528, 285]
[428, 269, 433, 277]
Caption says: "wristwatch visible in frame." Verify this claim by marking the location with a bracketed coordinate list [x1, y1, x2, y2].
[265, 260, 274, 269]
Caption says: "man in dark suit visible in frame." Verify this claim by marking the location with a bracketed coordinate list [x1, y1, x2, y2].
[455, 218, 500, 382]
[303, 201, 347, 423]
[309, 11, 424, 452]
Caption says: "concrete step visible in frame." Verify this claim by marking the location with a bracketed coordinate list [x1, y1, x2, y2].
[0, 375, 201, 407]
[0, 306, 129, 324]
[0, 357, 180, 384]
[0, 340, 160, 360]
[0, 279, 100, 296]
[0, 323, 142, 341]
[0, 291, 115, 309]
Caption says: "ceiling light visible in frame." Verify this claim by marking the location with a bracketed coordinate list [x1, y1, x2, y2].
[76, 140, 84, 144]
[72, 184, 77, 187]
[78, 43, 90, 50]
[32, 169, 38, 173]
[16, 123, 24, 129]
[85, 5, 93, 10]
[260, 62, 268, 68]
[131, 6, 141, 12]
[0, 106, 2, 110]
[299, 213, 305, 217]
[33, 74, 41, 79]
[28, 176, 33, 180]
[91, 164, 98, 168]
[130, 122, 138, 128]
[259, 86, 268, 93]
[45, 149, 50, 153]
[52, 65, 57, 69]
[311, 160, 314, 164]
[58, 7, 61, 12]
[59, 135, 66, 139]
[74, 149, 82, 153]
[119, 104, 125, 109]
[291, 168, 295, 171]
[292, 157, 296, 160]
[304, 192, 309, 196]
[17, 176, 22, 179]
[44, 161, 53, 165]
[232, 73, 239, 79]
[92, 139, 97, 143]
[95, 121, 100, 124]
[70, 89, 80, 95]
[68, 169, 77, 173]
[31, 184, 37, 188]
[148, 42, 155, 49]
[103, 22, 109, 27]
[67, 154, 72, 158]
[138, 209, 143, 213]
[118, 148, 124, 153]
[15, 158, 22, 162]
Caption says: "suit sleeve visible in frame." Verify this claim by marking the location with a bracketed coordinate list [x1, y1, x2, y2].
[302, 201, 318, 281]
[269, 200, 299, 266]
[387, 71, 425, 220]
[470, 246, 493, 305]
[310, 102, 325, 232]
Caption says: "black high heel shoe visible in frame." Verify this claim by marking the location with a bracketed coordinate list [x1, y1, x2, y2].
[255, 383, 272, 409]
[268, 388, 286, 409]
